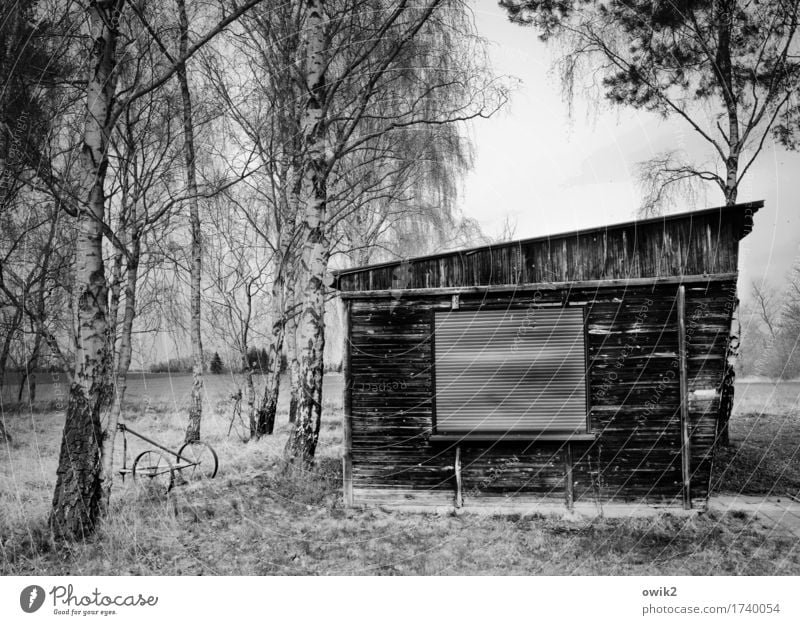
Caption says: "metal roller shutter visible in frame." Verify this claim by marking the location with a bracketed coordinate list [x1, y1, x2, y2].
[433, 307, 588, 433]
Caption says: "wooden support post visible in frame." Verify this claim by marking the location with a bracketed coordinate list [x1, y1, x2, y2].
[341, 299, 354, 507]
[677, 285, 692, 509]
[454, 445, 463, 508]
[564, 442, 574, 510]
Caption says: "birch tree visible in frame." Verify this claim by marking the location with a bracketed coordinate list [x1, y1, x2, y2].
[48, 0, 124, 539]
[49, 0, 269, 540]
[176, 0, 206, 443]
[286, 0, 507, 464]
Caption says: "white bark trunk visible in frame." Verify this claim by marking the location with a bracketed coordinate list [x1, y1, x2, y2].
[177, 0, 204, 443]
[286, 294, 300, 424]
[285, 0, 329, 465]
[245, 366, 256, 438]
[100, 236, 140, 508]
[256, 271, 286, 436]
[50, 1, 120, 540]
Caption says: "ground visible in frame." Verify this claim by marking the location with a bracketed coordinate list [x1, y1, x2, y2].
[1, 375, 799, 575]
[711, 381, 800, 497]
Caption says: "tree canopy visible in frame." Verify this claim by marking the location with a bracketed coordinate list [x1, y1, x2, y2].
[501, 0, 800, 214]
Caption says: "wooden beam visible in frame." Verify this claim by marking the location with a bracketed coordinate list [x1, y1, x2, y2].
[429, 432, 596, 443]
[341, 299, 354, 507]
[454, 445, 463, 508]
[337, 273, 739, 299]
[677, 285, 692, 509]
[564, 442, 574, 510]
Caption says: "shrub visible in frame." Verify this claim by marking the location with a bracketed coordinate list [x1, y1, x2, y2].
[149, 357, 193, 373]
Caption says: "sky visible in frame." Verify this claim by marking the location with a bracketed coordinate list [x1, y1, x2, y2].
[462, 0, 800, 301]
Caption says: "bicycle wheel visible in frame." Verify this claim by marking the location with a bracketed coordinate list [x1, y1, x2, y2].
[176, 440, 219, 480]
[132, 450, 175, 494]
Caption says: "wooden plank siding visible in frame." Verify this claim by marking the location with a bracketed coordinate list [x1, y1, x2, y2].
[338, 203, 758, 508]
[346, 279, 736, 507]
[334, 203, 759, 293]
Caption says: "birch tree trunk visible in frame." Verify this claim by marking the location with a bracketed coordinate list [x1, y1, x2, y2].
[107, 247, 124, 352]
[717, 152, 739, 447]
[286, 298, 300, 424]
[50, 1, 119, 540]
[241, 284, 257, 438]
[717, 7, 739, 445]
[17, 320, 43, 402]
[284, 0, 329, 465]
[177, 0, 204, 443]
[285, 173, 303, 425]
[717, 149, 739, 446]
[245, 364, 257, 438]
[256, 212, 298, 436]
[255, 272, 285, 436]
[100, 235, 140, 508]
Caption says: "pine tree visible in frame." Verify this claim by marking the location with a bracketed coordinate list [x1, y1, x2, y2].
[501, 0, 800, 213]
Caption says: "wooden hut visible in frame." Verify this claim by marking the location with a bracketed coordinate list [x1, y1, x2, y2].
[332, 201, 761, 510]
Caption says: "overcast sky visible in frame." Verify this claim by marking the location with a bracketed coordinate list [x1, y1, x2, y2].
[463, 0, 800, 301]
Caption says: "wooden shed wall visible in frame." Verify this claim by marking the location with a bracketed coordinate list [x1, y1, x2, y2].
[345, 278, 736, 507]
[336, 204, 756, 293]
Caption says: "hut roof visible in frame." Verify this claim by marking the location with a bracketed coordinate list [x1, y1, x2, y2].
[332, 201, 762, 293]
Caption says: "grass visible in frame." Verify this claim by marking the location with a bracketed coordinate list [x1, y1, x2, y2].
[1, 370, 346, 415]
[1, 377, 800, 575]
[710, 382, 800, 497]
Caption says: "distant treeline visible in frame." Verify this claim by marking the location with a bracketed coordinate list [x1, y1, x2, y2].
[739, 270, 800, 380]
[148, 349, 290, 374]
[148, 357, 195, 373]
[2, 365, 67, 374]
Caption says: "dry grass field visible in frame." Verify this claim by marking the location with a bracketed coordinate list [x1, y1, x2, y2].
[1, 376, 799, 575]
[712, 381, 800, 496]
